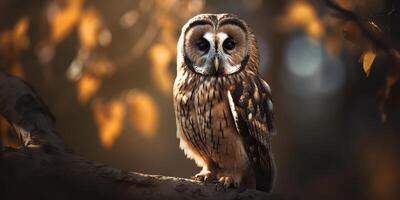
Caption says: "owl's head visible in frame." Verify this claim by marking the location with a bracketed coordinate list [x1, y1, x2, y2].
[177, 14, 259, 76]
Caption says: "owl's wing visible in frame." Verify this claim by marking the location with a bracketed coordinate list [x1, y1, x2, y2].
[227, 76, 275, 192]
[227, 76, 275, 146]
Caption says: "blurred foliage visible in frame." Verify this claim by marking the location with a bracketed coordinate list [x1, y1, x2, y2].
[0, 0, 202, 148]
[0, 17, 29, 78]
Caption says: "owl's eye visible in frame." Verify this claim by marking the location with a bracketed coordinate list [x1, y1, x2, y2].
[223, 38, 235, 51]
[197, 38, 210, 52]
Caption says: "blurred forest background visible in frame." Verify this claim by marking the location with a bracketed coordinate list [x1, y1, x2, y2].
[1, 0, 400, 199]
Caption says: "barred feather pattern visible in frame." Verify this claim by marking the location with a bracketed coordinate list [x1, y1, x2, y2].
[174, 66, 275, 192]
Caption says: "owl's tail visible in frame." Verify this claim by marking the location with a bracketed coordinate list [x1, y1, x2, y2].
[255, 150, 276, 192]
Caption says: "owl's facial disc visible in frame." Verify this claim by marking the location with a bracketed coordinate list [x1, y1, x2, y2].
[184, 20, 249, 76]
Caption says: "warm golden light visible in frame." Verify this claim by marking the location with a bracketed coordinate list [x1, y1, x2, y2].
[92, 98, 125, 148]
[76, 74, 101, 103]
[49, 0, 83, 43]
[126, 90, 159, 137]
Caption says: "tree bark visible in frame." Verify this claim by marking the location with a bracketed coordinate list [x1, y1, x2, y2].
[0, 73, 270, 200]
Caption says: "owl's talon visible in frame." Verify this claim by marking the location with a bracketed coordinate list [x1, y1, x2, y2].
[193, 170, 215, 182]
[216, 176, 239, 191]
[215, 181, 226, 192]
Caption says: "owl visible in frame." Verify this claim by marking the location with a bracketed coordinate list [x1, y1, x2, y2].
[173, 13, 276, 192]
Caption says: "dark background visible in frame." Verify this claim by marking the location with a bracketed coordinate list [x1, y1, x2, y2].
[1, 0, 400, 199]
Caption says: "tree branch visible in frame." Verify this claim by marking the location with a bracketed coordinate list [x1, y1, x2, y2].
[0, 73, 270, 200]
[323, 0, 400, 69]
[0, 73, 64, 150]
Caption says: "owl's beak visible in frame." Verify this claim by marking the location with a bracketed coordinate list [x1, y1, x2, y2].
[213, 57, 220, 72]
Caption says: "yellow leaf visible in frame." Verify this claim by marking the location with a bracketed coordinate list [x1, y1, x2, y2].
[362, 50, 376, 77]
[149, 44, 173, 95]
[126, 90, 159, 137]
[50, 0, 83, 43]
[93, 98, 125, 148]
[279, 1, 324, 39]
[0, 17, 30, 56]
[76, 73, 100, 103]
[307, 20, 323, 39]
[14, 17, 29, 37]
[0, 18, 29, 79]
[287, 1, 315, 27]
[78, 7, 101, 49]
[13, 17, 30, 49]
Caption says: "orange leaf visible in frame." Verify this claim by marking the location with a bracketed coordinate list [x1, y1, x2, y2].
[286, 1, 315, 26]
[149, 44, 173, 95]
[362, 50, 376, 77]
[279, 1, 324, 39]
[76, 73, 100, 103]
[49, 0, 83, 43]
[78, 7, 101, 49]
[0, 17, 30, 56]
[13, 17, 30, 49]
[93, 98, 125, 148]
[126, 90, 159, 137]
[306, 20, 323, 39]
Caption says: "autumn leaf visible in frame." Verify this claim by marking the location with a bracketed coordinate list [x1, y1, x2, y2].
[0, 17, 30, 56]
[0, 17, 30, 78]
[92, 98, 125, 148]
[78, 7, 101, 49]
[306, 20, 323, 39]
[149, 43, 173, 95]
[12, 17, 30, 49]
[279, 1, 324, 39]
[126, 90, 159, 137]
[361, 49, 376, 77]
[49, 0, 83, 43]
[76, 73, 101, 103]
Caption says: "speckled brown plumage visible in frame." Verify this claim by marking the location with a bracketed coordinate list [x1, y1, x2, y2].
[174, 13, 276, 192]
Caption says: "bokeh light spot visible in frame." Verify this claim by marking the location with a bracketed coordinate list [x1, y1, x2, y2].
[285, 35, 323, 78]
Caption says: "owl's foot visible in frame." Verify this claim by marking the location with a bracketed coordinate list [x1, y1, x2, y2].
[215, 176, 240, 191]
[193, 169, 216, 182]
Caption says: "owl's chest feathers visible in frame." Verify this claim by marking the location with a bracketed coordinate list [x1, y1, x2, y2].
[176, 75, 232, 124]
[175, 73, 247, 162]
